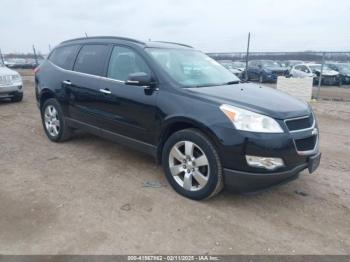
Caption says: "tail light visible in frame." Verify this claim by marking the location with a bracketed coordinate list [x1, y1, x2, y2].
[33, 66, 40, 74]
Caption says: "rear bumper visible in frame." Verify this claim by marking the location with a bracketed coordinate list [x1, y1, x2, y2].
[223, 163, 308, 193]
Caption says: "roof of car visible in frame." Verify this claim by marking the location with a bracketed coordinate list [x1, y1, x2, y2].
[60, 36, 193, 49]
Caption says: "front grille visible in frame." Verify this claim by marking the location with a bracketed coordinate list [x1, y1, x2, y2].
[273, 71, 286, 77]
[285, 114, 314, 132]
[0, 75, 13, 86]
[323, 76, 337, 83]
[295, 136, 317, 151]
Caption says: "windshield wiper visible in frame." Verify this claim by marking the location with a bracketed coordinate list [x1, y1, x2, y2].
[190, 81, 240, 88]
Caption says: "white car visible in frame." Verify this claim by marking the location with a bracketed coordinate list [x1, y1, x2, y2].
[0, 61, 23, 102]
[290, 63, 342, 86]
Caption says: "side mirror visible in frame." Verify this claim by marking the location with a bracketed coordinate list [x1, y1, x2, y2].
[126, 72, 152, 87]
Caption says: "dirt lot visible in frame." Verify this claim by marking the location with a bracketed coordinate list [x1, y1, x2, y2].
[0, 70, 350, 255]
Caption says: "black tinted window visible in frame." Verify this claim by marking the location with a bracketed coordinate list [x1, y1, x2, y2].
[49, 45, 80, 70]
[74, 45, 110, 76]
[107, 46, 151, 81]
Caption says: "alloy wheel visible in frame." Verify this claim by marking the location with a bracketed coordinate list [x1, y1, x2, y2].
[44, 105, 60, 137]
[168, 141, 210, 191]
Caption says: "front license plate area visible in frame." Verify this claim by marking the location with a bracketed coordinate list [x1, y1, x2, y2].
[308, 153, 321, 173]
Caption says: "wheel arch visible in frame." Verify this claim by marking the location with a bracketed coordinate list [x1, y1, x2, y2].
[39, 89, 56, 110]
[156, 116, 221, 164]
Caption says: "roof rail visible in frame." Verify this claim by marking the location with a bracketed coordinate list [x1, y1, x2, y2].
[152, 41, 193, 48]
[61, 36, 145, 45]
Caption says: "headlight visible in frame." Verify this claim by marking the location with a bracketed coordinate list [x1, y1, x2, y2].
[220, 104, 284, 133]
[11, 74, 21, 81]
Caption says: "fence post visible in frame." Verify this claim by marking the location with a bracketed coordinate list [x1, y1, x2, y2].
[244, 32, 251, 81]
[316, 52, 325, 100]
[32, 45, 38, 66]
[0, 48, 4, 64]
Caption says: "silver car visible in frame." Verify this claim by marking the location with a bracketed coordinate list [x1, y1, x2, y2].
[0, 61, 23, 102]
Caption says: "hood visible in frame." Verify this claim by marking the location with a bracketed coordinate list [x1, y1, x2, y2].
[0, 66, 17, 76]
[264, 66, 286, 72]
[187, 83, 310, 119]
[315, 69, 339, 76]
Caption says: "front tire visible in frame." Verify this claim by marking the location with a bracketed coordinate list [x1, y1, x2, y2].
[259, 74, 264, 83]
[11, 93, 23, 102]
[41, 98, 72, 142]
[162, 129, 223, 200]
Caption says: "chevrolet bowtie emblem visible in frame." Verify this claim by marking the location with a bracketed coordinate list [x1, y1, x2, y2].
[312, 128, 318, 136]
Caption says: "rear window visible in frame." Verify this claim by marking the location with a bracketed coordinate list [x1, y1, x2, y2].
[73, 45, 110, 76]
[49, 45, 80, 70]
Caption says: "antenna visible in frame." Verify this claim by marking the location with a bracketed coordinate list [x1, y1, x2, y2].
[85, 32, 88, 38]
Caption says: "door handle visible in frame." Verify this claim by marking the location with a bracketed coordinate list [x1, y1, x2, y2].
[99, 88, 111, 94]
[62, 80, 72, 85]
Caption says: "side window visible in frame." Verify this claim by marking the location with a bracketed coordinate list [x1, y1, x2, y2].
[74, 45, 110, 76]
[107, 46, 151, 81]
[49, 45, 80, 70]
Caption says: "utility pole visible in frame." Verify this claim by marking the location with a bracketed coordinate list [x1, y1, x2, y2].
[244, 32, 251, 81]
[316, 52, 325, 100]
[32, 45, 38, 66]
[0, 48, 4, 64]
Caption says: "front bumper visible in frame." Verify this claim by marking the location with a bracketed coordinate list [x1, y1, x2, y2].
[223, 163, 306, 192]
[0, 84, 23, 98]
[211, 114, 320, 192]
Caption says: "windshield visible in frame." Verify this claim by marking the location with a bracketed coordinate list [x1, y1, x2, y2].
[146, 48, 240, 87]
[338, 64, 350, 73]
[261, 60, 281, 67]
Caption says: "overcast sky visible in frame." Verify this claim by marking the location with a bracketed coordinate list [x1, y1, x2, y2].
[1, 0, 349, 54]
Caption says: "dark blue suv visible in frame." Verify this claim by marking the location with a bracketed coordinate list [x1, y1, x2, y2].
[247, 60, 288, 83]
[35, 36, 321, 200]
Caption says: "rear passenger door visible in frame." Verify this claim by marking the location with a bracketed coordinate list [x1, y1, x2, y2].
[66, 44, 112, 126]
[95, 45, 158, 145]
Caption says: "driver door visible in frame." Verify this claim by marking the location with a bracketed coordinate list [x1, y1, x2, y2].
[94, 45, 158, 145]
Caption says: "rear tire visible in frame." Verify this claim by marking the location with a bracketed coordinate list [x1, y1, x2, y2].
[162, 128, 223, 200]
[41, 98, 72, 142]
[338, 79, 342, 87]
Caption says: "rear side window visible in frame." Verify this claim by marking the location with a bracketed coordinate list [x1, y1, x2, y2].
[74, 45, 110, 76]
[49, 45, 80, 70]
[107, 46, 151, 81]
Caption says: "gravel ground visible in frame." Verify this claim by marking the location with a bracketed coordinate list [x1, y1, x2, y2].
[0, 71, 349, 255]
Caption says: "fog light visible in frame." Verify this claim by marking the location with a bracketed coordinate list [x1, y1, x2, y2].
[246, 155, 284, 170]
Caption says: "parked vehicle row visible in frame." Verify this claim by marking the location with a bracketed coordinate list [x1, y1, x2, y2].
[4, 58, 44, 69]
[216, 58, 350, 86]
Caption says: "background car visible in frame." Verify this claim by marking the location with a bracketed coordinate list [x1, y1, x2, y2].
[0, 60, 23, 102]
[290, 63, 342, 86]
[326, 62, 350, 84]
[217, 60, 244, 79]
[246, 60, 288, 83]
